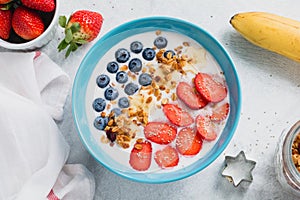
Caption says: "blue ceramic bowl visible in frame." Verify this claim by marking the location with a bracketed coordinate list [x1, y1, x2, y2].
[72, 16, 241, 184]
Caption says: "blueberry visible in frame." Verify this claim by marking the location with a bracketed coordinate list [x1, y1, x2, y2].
[92, 98, 106, 112]
[115, 48, 130, 63]
[107, 61, 119, 73]
[138, 73, 153, 86]
[94, 116, 108, 130]
[124, 82, 139, 95]
[118, 97, 130, 108]
[142, 48, 156, 61]
[111, 108, 121, 116]
[96, 74, 110, 88]
[154, 36, 168, 49]
[130, 41, 143, 53]
[104, 87, 119, 101]
[116, 71, 128, 84]
[128, 58, 142, 72]
[164, 50, 175, 58]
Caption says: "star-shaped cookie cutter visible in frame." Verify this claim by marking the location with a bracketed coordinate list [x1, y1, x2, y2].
[221, 151, 256, 187]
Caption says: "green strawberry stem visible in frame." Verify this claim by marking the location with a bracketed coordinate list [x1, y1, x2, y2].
[58, 15, 87, 58]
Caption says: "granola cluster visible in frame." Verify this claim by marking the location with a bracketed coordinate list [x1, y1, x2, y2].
[100, 41, 194, 149]
[156, 48, 192, 75]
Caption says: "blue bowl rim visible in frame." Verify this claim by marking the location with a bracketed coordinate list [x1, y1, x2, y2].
[72, 16, 242, 184]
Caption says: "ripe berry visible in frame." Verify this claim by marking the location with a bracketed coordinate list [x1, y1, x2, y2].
[128, 58, 142, 72]
[12, 6, 44, 40]
[164, 50, 175, 58]
[104, 86, 119, 101]
[58, 10, 103, 58]
[116, 71, 128, 84]
[21, 0, 55, 12]
[138, 73, 152, 86]
[154, 36, 168, 49]
[107, 61, 119, 73]
[0, 9, 12, 40]
[142, 48, 156, 61]
[94, 116, 108, 130]
[96, 74, 110, 88]
[124, 82, 139, 95]
[115, 48, 130, 63]
[111, 108, 121, 116]
[130, 41, 143, 53]
[92, 98, 106, 112]
[118, 97, 130, 108]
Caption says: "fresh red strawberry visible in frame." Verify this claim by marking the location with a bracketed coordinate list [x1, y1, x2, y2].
[0, 0, 12, 4]
[196, 115, 217, 141]
[163, 104, 194, 127]
[176, 127, 202, 156]
[144, 122, 177, 144]
[194, 73, 227, 103]
[210, 102, 230, 122]
[58, 10, 103, 58]
[0, 9, 12, 40]
[129, 140, 152, 171]
[154, 146, 179, 168]
[176, 82, 207, 110]
[21, 0, 55, 12]
[12, 7, 44, 40]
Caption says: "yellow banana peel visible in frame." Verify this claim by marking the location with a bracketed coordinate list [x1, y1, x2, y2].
[230, 12, 300, 62]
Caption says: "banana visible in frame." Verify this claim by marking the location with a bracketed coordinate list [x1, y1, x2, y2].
[230, 12, 300, 62]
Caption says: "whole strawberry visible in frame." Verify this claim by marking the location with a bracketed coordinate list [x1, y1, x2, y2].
[21, 0, 55, 12]
[0, 0, 12, 4]
[12, 6, 44, 40]
[0, 9, 12, 40]
[58, 10, 103, 58]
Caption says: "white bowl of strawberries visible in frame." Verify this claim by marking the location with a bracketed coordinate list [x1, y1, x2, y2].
[0, 0, 59, 50]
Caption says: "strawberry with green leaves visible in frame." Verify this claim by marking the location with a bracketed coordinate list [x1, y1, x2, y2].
[0, 6, 12, 40]
[58, 10, 103, 58]
[12, 6, 44, 40]
[21, 0, 55, 12]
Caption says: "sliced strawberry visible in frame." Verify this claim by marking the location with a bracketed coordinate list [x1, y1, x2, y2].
[0, 9, 12, 40]
[163, 104, 194, 127]
[196, 115, 217, 141]
[12, 6, 44, 40]
[144, 122, 177, 144]
[129, 140, 152, 171]
[210, 102, 230, 122]
[154, 146, 179, 168]
[176, 82, 207, 109]
[194, 73, 227, 103]
[176, 127, 203, 156]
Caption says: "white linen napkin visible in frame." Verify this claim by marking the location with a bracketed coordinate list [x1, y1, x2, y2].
[0, 52, 95, 200]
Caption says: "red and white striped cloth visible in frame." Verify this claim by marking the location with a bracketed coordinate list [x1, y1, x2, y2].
[47, 190, 60, 200]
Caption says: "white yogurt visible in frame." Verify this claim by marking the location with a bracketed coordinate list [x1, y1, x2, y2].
[85, 30, 229, 173]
